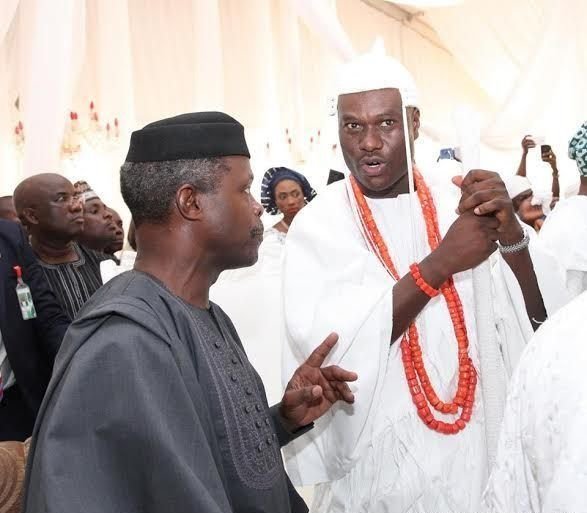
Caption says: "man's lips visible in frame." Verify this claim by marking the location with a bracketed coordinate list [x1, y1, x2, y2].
[360, 163, 386, 176]
[359, 156, 386, 176]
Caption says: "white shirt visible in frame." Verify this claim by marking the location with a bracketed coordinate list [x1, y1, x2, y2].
[0, 328, 16, 392]
[209, 224, 289, 405]
[100, 249, 137, 284]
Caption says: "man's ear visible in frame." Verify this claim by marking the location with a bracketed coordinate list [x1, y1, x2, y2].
[175, 184, 203, 221]
[22, 207, 39, 226]
[412, 108, 421, 140]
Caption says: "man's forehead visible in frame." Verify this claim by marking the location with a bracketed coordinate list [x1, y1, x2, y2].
[225, 155, 253, 178]
[41, 175, 73, 191]
[23, 176, 73, 205]
[35, 188, 72, 210]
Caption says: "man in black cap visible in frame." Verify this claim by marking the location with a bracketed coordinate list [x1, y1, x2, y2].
[23, 112, 357, 513]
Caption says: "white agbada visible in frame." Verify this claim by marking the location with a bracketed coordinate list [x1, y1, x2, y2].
[281, 171, 564, 513]
[100, 248, 137, 284]
[483, 291, 587, 513]
[539, 195, 587, 300]
[210, 224, 286, 405]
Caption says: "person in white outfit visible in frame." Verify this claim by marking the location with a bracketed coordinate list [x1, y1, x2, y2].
[483, 286, 587, 513]
[538, 121, 587, 299]
[280, 42, 564, 513]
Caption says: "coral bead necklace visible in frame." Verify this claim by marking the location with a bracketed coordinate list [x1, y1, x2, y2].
[350, 169, 477, 434]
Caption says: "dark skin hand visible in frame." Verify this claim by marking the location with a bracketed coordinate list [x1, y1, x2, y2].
[390, 170, 547, 341]
[390, 210, 500, 341]
[517, 195, 545, 230]
[455, 169, 547, 330]
[516, 135, 535, 177]
[279, 333, 358, 430]
[542, 149, 560, 199]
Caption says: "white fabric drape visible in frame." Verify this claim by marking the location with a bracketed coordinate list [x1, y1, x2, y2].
[193, 0, 225, 112]
[0, 0, 19, 194]
[483, 291, 587, 513]
[426, 0, 587, 191]
[287, 0, 355, 61]
[0, 0, 19, 42]
[1, 0, 584, 226]
[0, 0, 519, 197]
[19, 0, 85, 177]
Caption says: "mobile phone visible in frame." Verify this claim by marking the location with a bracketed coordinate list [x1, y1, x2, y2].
[541, 144, 551, 154]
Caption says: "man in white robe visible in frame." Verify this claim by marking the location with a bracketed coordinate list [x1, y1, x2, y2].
[539, 121, 587, 299]
[483, 289, 587, 513]
[281, 45, 564, 513]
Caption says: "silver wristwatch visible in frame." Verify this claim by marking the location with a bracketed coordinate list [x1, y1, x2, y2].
[497, 226, 530, 254]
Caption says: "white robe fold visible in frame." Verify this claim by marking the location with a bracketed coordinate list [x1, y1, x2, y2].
[483, 291, 587, 513]
[539, 195, 587, 300]
[281, 172, 565, 513]
[211, 226, 287, 405]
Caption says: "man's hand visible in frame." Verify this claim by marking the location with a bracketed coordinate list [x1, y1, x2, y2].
[279, 333, 357, 431]
[454, 170, 523, 245]
[542, 148, 557, 169]
[426, 211, 500, 280]
[521, 135, 536, 154]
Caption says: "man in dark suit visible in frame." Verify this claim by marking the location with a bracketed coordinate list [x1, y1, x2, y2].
[0, 219, 70, 441]
[0, 196, 19, 223]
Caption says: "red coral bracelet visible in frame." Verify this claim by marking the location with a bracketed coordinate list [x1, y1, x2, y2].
[409, 263, 439, 298]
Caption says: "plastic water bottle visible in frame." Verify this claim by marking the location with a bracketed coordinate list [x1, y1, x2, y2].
[14, 265, 37, 320]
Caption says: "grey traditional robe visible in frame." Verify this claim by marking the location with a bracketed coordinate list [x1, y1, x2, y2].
[23, 271, 309, 513]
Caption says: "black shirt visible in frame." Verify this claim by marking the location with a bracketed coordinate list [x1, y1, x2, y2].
[37, 243, 109, 319]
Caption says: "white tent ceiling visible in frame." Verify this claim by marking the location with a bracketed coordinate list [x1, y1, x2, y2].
[345, 0, 586, 192]
[0, 0, 584, 208]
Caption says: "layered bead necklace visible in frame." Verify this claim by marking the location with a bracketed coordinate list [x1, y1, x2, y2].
[350, 169, 477, 435]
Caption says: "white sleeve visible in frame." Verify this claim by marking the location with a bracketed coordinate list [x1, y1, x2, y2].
[281, 200, 394, 485]
[490, 230, 570, 376]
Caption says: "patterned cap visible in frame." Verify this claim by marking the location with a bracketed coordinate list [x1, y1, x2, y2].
[73, 180, 99, 202]
[569, 121, 587, 176]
